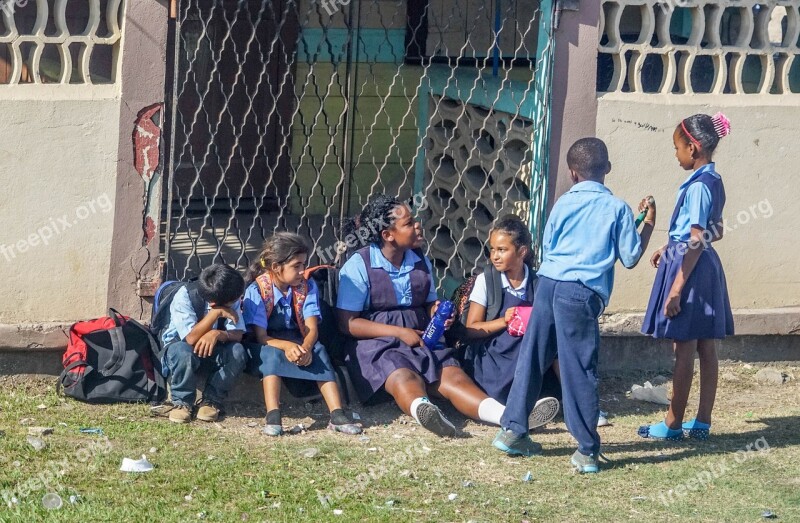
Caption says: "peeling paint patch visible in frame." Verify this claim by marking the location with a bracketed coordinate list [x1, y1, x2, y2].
[144, 216, 156, 245]
[133, 104, 163, 183]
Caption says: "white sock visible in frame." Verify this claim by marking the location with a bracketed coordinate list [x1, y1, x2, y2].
[409, 396, 429, 423]
[478, 398, 505, 426]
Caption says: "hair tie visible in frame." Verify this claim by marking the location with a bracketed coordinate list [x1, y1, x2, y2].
[680, 119, 701, 148]
[711, 112, 731, 138]
[260, 259, 267, 268]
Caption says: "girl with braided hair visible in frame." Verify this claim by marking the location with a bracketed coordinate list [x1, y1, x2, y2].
[336, 195, 554, 437]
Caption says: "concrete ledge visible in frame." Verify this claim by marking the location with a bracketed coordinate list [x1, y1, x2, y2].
[4, 335, 799, 381]
[600, 307, 800, 337]
[1, 307, 797, 353]
[0, 323, 70, 351]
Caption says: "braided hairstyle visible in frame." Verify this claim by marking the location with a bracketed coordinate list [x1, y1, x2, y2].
[676, 112, 731, 159]
[490, 215, 535, 268]
[340, 194, 404, 247]
[245, 232, 310, 285]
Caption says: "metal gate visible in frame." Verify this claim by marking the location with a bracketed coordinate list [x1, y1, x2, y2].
[162, 0, 556, 296]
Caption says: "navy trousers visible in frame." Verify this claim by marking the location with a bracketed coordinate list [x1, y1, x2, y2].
[500, 277, 604, 456]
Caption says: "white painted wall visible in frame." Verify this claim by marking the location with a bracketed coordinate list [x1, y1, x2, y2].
[597, 94, 799, 312]
[0, 86, 121, 322]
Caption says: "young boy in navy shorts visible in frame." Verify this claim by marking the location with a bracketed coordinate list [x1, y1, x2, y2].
[492, 138, 656, 473]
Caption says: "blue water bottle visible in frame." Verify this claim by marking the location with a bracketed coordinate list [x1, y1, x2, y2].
[422, 300, 454, 349]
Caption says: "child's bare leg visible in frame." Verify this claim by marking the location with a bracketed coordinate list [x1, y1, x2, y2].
[552, 359, 561, 381]
[665, 340, 696, 429]
[433, 366, 488, 419]
[262, 375, 282, 413]
[317, 381, 344, 412]
[384, 368, 427, 415]
[695, 339, 718, 425]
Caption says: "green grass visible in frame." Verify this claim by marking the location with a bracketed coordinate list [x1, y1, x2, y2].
[1, 366, 799, 522]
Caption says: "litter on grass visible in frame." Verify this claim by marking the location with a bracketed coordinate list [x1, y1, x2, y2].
[120, 455, 154, 473]
[628, 381, 670, 405]
[42, 493, 62, 510]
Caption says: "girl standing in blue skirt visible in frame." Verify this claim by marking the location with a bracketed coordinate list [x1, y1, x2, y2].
[243, 233, 361, 437]
[639, 113, 734, 441]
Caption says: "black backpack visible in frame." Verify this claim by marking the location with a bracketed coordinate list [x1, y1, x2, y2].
[303, 265, 346, 365]
[58, 309, 166, 404]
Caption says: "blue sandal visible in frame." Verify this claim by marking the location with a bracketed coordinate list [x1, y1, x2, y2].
[682, 419, 711, 440]
[637, 421, 684, 441]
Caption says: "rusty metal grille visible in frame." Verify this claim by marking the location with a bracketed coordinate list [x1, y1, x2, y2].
[162, 0, 555, 295]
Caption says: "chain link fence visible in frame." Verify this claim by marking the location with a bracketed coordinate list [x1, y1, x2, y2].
[163, 0, 555, 296]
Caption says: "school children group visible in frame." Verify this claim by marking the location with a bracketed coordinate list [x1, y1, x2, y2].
[156, 112, 734, 474]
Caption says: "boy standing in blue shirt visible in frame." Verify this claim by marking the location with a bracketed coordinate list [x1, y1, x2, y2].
[492, 138, 656, 473]
[161, 264, 248, 424]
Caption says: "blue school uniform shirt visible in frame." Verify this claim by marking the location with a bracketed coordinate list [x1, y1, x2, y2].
[242, 279, 322, 332]
[468, 265, 530, 306]
[536, 181, 642, 306]
[337, 244, 438, 312]
[160, 286, 246, 346]
[668, 163, 719, 242]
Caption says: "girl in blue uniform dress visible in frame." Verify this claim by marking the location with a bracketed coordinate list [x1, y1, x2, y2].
[243, 232, 361, 436]
[336, 195, 554, 437]
[639, 113, 734, 441]
[462, 215, 559, 427]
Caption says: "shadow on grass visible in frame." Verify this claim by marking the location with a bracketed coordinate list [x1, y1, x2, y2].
[540, 416, 800, 467]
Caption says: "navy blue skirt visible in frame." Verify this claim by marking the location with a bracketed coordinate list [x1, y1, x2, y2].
[642, 241, 734, 341]
[246, 329, 336, 383]
[345, 308, 459, 402]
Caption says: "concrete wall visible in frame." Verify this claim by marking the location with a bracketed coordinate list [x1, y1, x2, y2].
[548, 0, 602, 207]
[0, 1, 170, 349]
[0, 88, 121, 324]
[106, 1, 169, 318]
[597, 94, 800, 314]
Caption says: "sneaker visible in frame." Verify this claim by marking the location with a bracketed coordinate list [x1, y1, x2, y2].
[492, 429, 542, 457]
[571, 449, 599, 473]
[150, 402, 175, 418]
[168, 405, 192, 424]
[416, 402, 459, 438]
[528, 397, 560, 430]
[196, 401, 220, 422]
[597, 410, 612, 428]
[328, 422, 363, 435]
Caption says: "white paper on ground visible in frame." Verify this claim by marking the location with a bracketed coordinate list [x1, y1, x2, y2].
[120, 455, 154, 473]
[630, 381, 671, 405]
